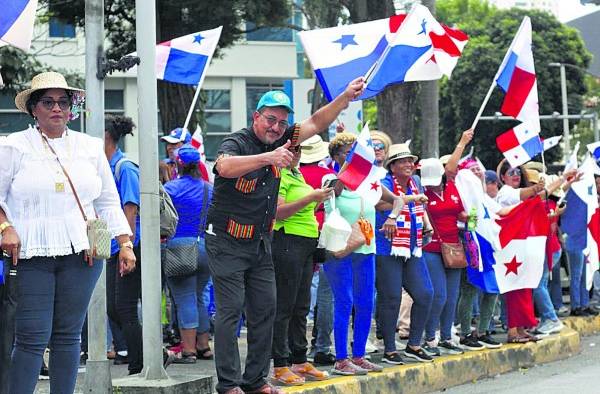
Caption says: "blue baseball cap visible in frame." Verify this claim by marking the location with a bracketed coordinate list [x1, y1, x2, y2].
[256, 90, 294, 113]
[485, 170, 499, 184]
[176, 143, 200, 164]
[161, 127, 192, 144]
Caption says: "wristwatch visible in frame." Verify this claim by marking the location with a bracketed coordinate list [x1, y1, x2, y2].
[387, 214, 398, 220]
[0, 221, 13, 235]
[119, 241, 134, 250]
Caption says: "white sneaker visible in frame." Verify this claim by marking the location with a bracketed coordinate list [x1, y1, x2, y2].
[537, 319, 564, 335]
[365, 338, 379, 353]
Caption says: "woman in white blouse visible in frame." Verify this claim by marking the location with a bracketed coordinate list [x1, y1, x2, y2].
[0, 72, 135, 394]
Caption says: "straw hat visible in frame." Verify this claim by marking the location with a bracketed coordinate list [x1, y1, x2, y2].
[439, 154, 452, 166]
[540, 173, 565, 198]
[300, 135, 329, 164]
[385, 143, 418, 169]
[523, 161, 546, 174]
[15, 72, 84, 114]
[525, 168, 540, 184]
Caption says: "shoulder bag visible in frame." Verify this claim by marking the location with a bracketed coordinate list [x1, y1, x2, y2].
[42, 135, 111, 264]
[163, 182, 209, 278]
[426, 207, 467, 269]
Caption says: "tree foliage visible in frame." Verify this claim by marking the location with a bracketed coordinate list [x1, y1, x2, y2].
[437, 1, 591, 168]
[2, 0, 290, 132]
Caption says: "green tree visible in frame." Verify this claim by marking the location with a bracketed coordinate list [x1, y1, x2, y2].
[2, 0, 291, 132]
[437, 3, 591, 168]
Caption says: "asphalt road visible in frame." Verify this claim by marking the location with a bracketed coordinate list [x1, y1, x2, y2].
[436, 334, 600, 394]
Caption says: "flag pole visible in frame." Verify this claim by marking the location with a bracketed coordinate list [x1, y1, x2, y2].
[183, 85, 202, 131]
[470, 82, 496, 132]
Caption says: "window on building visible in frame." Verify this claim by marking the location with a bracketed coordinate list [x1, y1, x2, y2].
[203, 89, 232, 160]
[48, 1, 76, 38]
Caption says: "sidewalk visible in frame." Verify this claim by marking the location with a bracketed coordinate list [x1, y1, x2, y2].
[33, 315, 600, 393]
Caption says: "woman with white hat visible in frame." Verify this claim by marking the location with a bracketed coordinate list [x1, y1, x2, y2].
[0, 72, 134, 393]
[375, 143, 432, 364]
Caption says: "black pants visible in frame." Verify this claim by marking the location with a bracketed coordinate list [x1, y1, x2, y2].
[205, 232, 276, 394]
[0, 259, 17, 394]
[271, 231, 317, 367]
[106, 246, 143, 373]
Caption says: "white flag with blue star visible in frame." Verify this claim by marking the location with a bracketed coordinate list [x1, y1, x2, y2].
[155, 26, 222, 85]
[0, 0, 38, 51]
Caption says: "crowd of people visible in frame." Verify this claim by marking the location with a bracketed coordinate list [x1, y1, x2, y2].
[1, 71, 599, 394]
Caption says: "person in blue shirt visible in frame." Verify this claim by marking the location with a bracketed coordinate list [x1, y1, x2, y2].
[164, 144, 213, 363]
[104, 115, 143, 375]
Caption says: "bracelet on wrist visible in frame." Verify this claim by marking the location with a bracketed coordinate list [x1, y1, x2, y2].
[0, 221, 12, 235]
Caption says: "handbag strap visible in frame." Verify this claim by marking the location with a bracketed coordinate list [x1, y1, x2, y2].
[41, 134, 88, 222]
[199, 182, 209, 234]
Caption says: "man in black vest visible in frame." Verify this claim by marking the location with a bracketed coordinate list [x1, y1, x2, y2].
[206, 77, 365, 394]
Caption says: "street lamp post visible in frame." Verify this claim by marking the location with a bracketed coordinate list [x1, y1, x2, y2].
[549, 62, 570, 161]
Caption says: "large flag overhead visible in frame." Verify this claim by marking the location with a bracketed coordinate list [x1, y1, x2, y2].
[493, 17, 541, 167]
[298, 4, 468, 101]
[155, 26, 222, 85]
[0, 0, 37, 51]
[493, 197, 549, 293]
[338, 124, 387, 206]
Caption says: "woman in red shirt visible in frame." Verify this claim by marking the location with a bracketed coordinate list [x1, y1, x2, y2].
[421, 130, 473, 356]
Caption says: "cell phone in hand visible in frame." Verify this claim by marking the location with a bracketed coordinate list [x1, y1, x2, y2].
[323, 178, 339, 189]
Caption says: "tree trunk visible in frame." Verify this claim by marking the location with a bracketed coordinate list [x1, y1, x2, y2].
[376, 82, 418, 143]
[419, 0, 439, 158]
[157, 81, 197, 132]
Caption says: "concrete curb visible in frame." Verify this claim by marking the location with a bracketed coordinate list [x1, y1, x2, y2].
[112, 374, 213, 394]
[563, 315, 600, 336]
[284, 325, 585, 394]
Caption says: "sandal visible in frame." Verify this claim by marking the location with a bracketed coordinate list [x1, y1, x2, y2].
[507, 335, 529, 344]
[246, 383, 286, 394]
[172, 351, 197, 364]
[271, 366, 305, 386]
[196, 347, 214, 360]
[291, 362, 329, 381]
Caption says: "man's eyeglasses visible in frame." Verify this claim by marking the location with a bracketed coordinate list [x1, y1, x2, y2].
[39, 98, 71, 111]
[373, 143, 386, 151]
[259, 112, 289, 130]
[506, 168, 521, 177]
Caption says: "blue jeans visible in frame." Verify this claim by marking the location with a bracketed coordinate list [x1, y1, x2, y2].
[533, 260, 558, 322]
[323, 253, 375, 359]
[376, 254, 433, 350]
[549, 250, 563, 310]
[166, 237, 211, 333]
[314, 267, 333, 354]
[567, 250, 589, 309]
[10, 254, 102, 394]
[424, 252, 462, 341]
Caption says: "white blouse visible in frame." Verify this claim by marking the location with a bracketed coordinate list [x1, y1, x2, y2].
[0, 126, 132, 259]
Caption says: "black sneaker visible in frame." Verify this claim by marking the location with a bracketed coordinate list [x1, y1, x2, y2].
[113, 354, 129, 365]
[438, 340, 464, 355]
[584, 307, 600, 316]
[382, 352, 404, 365]
[314, 352, 336, 366]
[422, 342, 441, 357]
[403, 346, 433, 363]
[477, 333, 502, 349]
[459, 334, 484, 351]
[570, 307, 589, 317]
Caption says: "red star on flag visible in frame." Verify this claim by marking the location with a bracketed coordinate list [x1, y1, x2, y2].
[426, 54, 437, 63]
[504, 256, 522, 276]
[370, 181, 380, 191]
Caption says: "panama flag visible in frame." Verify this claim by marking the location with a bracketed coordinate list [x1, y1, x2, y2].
[495, 121, 543, 168]
[190, 125, 213, 183]
[0, 0, 38, 51]
[588, 141, 600, 162]
[455, 169, 503, 293]
[542, 135, 562, 151]
[338, 124, 387, 206]
[298, 4, 468, 101]
[155, 26, 222, 85]
[567, 156, 600, 289]
[493, 197, 550, 293]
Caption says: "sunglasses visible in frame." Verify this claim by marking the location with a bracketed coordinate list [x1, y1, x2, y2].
[259, 112, 289, 130]
[39, 98, 71, 111]
[373, 143, 386, 151]
[506, 168, 521, 177]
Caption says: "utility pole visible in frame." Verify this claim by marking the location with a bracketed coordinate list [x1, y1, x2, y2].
[419, 0, 439, 159]
[83, 0, 111, 392]
[549, 62, 570, 161]
[136, 0, 167, 380]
